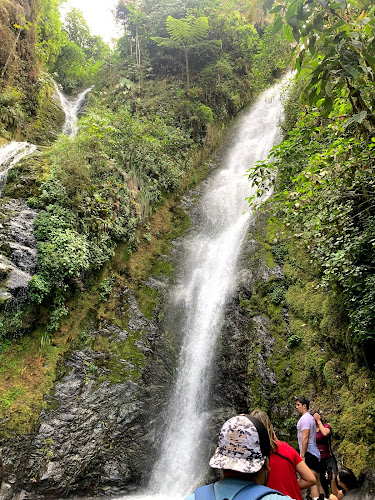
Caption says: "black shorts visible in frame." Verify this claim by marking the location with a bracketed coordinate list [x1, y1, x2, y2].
[305, 451, 321, 473]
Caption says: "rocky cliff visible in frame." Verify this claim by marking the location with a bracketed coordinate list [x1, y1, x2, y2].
[1, 147, 374, 498]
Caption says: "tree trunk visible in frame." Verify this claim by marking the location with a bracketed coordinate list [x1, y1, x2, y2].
[136, 25, 141, 92]
[184, 47, 189, 91]
[1, 30, 21, 79]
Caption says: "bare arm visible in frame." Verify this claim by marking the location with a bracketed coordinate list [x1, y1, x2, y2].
[313, 414, 331, 437]
[330, 472, 344, 499]
[301, 428, 309, 458]
[329, 494, 344, 500]
[296, 460, 316, 490]
[316, 421, 330, 436]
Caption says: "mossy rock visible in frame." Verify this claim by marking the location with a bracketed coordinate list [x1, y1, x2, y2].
[323, 360, 342, 388]
[91, 327, 146, 383]
[0, 263, 10, 281]
[3, 152, 50, 200]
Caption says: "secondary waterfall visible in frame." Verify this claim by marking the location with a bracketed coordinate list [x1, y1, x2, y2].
[54, 85, 92, 136]
[0, 142, 37, 197]
[0, 85, 91, 195]
[0, 85, 91, 305]
[122, 78, 288, 500]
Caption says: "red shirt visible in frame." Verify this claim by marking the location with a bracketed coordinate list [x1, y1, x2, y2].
[267, 441, 303, 500]
[316, 423, 332, 460]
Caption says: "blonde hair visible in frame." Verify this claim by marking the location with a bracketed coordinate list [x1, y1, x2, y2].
[250, 409, 278, 453]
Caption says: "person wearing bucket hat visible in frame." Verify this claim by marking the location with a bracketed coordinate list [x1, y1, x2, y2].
[184, 415, 293, 500]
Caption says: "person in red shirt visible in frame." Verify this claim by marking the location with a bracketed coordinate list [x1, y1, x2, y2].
[251, 409, 316, 500]
[313, 412, 338, 497]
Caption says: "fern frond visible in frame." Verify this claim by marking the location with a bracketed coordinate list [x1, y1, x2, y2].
[150, 36, 180, 49]
[166, 15, 209, 45]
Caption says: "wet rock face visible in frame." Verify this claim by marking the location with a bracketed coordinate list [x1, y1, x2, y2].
[0, 199, 38, 306]
[212, 212, 285, 420]
[0, 189, 282, 498]
[0, 286, 176, 499]
[24, 349, 144, 494]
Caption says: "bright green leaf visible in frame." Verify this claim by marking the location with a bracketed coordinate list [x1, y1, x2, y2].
[272, 16, 284, 33]
[270, 4, 284, 13]
[283, 24, 294, 43]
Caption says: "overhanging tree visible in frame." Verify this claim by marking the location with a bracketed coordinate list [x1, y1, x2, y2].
[270, 0, 375, 135]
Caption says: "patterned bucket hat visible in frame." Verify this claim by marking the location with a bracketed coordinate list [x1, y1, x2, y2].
[209, 415, 266, 474]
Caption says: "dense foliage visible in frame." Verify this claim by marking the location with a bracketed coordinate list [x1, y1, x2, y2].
[52, 8, 110, 92]
[248, 0, 375, 349]
[1, 0, 374, 476]
[0, 0, 108, 139]
[28, 108, 193, 319]
[0, 0, 291, 336]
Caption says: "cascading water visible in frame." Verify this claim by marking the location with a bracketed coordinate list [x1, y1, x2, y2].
[0, 142, 38, 303]
[0, 142, 37, 197]
[0, 85, 91, 304]
[0, 85, 91, 196]
[120, 78, 288, 500]
[54, 85, 93, 136]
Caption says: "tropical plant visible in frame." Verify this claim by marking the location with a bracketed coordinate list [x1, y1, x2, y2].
[151, 15, 212, 90]
[247, 88, 375, 345]
[270, 0, 375, 134]
[246, 0, 375, 347]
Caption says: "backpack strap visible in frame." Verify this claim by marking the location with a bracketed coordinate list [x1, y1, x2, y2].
[195, 482, 284, 500]
[274, 451, 295, 468]
[195, 484, 216, 500]
[234, 483, 284, 500]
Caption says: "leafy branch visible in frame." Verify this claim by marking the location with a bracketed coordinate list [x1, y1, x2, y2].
[151, 15, 212, 90]
[270, 0, 375, 135]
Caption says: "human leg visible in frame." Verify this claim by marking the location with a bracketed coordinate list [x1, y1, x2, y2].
[305, 452, 323, 498]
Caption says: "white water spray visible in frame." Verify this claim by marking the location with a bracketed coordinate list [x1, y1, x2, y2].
[0, 142, 37, 197]
[118, 79, 289, 500]
[54, 85, 92, 136]
[0, 86, 91, 304]
[0, 86, 91, 195]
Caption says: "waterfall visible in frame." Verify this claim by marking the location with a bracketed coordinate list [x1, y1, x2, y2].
[119, 78, 288, 500]
[0, 86, 92, 194]
[0, 142, 37, 197]
[54, 85, 93, 136]
[0, 142, 38, 305]
[0, 86, 90, 305]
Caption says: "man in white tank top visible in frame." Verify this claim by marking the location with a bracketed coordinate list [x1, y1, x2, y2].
[296, 397, 322, 499]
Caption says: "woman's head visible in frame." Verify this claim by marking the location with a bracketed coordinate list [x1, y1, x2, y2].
[338, 467, 358, 491]
[250, 409, 278, 453]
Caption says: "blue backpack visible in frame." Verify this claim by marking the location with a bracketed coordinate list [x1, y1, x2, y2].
[195, 482, 284, 500]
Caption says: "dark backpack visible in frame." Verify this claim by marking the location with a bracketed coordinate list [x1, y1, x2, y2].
[195, 482, 285, 500]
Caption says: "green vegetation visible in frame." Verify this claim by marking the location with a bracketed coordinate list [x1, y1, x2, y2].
[246, 220, 375, 474]
[248, 0, 375, 348]
[0, 176, 197, 435]
[151, 15, 214, 90]
[0, 0, 374, 490]
[244, 0, 375, 460]
[1, 0, 290, 339]
[4, 0, 373, 482]
[52, 8, 110, 92]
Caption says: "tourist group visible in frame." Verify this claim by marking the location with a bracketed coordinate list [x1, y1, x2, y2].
[185, 397, 372, 500]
